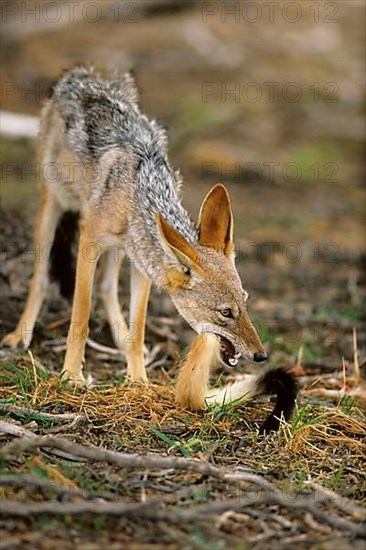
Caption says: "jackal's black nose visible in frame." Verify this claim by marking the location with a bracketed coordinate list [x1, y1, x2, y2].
[253, 352, 268, 362]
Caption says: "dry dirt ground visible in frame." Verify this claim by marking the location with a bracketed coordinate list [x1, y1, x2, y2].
[1, 1, 365, 549]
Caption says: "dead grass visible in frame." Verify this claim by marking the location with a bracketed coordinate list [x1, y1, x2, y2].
[1, 354, 365, 467]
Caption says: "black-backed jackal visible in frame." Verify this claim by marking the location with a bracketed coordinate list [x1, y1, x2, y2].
[3, 67, 296, 429]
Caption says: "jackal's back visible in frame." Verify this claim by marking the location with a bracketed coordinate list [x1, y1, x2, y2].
[53, 66, 168, 165]
[48, 66, 197, 246]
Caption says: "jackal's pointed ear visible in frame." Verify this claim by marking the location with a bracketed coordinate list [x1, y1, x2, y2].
[156, 214, 202, 274]
[198, 184, 234, 258]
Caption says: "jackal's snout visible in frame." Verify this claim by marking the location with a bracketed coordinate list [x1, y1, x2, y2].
[230, 309, 268, 365]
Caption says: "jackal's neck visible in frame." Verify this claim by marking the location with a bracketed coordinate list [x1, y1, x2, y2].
[135, 156, 198, 245]
[127, 157, 199, 285]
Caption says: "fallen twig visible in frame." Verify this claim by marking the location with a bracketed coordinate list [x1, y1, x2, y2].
[86, 338, 125, 357]
[0, 421, 37, 439]
[1, 435, 365, 536]
[0, 403, 83, 423]
[303, 387, 366, 400]
[1, 494, 365, 536]
[146, 319, 178, 341]
[145, 343, 165, 366]
[45, 316, 71, 330]
[306, 481, 366, 520]
[0, 111, 39, 138]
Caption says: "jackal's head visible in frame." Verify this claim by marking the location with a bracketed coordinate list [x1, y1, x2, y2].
[157, 184, 267, 366]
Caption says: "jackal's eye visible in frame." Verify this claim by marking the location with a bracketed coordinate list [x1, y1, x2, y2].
[218, 308, 233, 319]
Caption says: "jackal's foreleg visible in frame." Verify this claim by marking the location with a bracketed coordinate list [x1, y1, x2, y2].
[61, 221, 100, 386]
[2, 188, 61, 350]
[125, 264, 151, 381]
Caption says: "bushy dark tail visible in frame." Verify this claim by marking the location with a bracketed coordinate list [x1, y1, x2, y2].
[49, 211, 79, 300]
[178, 335, 298, 433]
[257, 368, 298, 434]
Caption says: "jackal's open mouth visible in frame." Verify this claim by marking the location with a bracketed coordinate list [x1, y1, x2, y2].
[219, 336, 241, 367]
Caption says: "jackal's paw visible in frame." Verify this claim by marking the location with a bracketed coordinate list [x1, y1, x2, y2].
[61, 371, 94, 389]
[126, 375, 149, 385]
[1, 331, 31, 350]
[126, 365, 148, 383]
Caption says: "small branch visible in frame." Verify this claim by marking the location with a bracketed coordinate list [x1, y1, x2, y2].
[146, 319, 178, 342]
[45, 316, 71, 331]
[1, 495, 365, 536]
[41, 337, 124, 357]
[0, 403, 83, 423]
[0, 421, 37, 439]
[86, 338, 125, 357]
[0, 111, 39, 138]
[303, 387, 366, 400]
[41, 338, 68, 348]
[0, 498, 270, 521]
[145, 343, 165, 367]
[306, 481, 365, 519]
[328, 457, 366, 478]
[149, 316, 180, 327]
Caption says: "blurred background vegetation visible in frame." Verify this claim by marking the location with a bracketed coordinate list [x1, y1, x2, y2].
[1, 0, 365, 370]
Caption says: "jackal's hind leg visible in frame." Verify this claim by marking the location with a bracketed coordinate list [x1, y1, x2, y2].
[97, 249, 129, 352]
[61, 222, 100, 386]
[125, 264, 151, 381]
[2, 188, 61, 350]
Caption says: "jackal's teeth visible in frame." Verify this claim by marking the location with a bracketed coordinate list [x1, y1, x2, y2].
[228, 357, 238, 366]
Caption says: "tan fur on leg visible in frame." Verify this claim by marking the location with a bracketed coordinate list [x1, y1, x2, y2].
[97, 249, 129, 351]
[2, 188, 61, 349]
[125, 264, 151, 381]
[62, 221, 101, 386]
